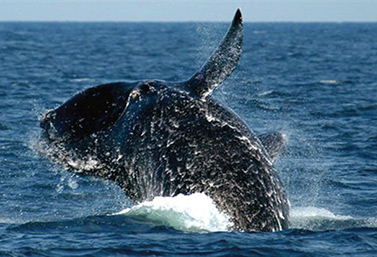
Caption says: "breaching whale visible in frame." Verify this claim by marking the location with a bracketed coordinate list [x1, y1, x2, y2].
[40, 9, 290, 232]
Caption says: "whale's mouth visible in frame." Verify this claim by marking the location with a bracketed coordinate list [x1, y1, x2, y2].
[40, 82, 135, 143]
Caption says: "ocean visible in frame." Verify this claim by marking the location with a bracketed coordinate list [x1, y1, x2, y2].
[1, 21, 377, 256]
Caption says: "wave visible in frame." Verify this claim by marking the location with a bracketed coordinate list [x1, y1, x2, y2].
[113, 195, 377, 233]
[113, 193, 233, 233]
[4, 193, 377, 234]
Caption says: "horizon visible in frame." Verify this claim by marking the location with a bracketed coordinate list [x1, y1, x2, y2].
[1, 20, 376, 24]
[1, 1, 377, 23]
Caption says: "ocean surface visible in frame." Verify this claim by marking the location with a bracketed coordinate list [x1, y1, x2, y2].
[1, 21, 377, 256]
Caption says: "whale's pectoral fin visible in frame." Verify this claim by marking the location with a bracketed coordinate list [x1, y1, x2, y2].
[185, 9, 243, 98]
[258, 132, 287, 162]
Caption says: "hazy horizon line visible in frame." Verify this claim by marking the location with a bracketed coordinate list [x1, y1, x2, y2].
[1, 20, 376, 23]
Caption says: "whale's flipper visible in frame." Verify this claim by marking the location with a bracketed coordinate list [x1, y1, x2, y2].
[186, 9, 243, 98]
[258, 132, 287, 162]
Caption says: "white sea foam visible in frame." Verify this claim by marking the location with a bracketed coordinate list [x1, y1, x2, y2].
[115, 193, 233, 232]
[252, 30, 266, 34]
[71, 78, 94, 82]
[319, 80, 339, 84]
[291, 207, 352, 220]
[115, 199, 377, 232]
[0, 218, 16, 224]
[289, 206, 377, 231]
[257, 90, 274, 97]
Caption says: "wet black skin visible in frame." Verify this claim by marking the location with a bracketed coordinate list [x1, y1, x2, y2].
[40, 10, 290, 232]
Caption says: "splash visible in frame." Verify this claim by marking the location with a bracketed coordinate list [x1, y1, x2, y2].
[290, 207, 377, 231]
[115, 193, 233, 232]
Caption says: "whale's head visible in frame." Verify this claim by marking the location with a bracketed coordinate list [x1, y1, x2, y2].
[39, 80, 177, 175]
[40, 81, 138, 143]
[40, 80, 182, 145]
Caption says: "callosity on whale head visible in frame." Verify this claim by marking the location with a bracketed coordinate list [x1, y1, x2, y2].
[40, 9, 290, 232]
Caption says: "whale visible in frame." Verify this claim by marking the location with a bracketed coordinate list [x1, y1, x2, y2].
[40, 9, 290, 232]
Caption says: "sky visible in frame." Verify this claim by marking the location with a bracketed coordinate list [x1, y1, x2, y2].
[0, 1, 376, 22]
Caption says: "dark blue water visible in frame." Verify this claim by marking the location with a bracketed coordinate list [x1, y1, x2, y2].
[1, 21, 377, 256]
